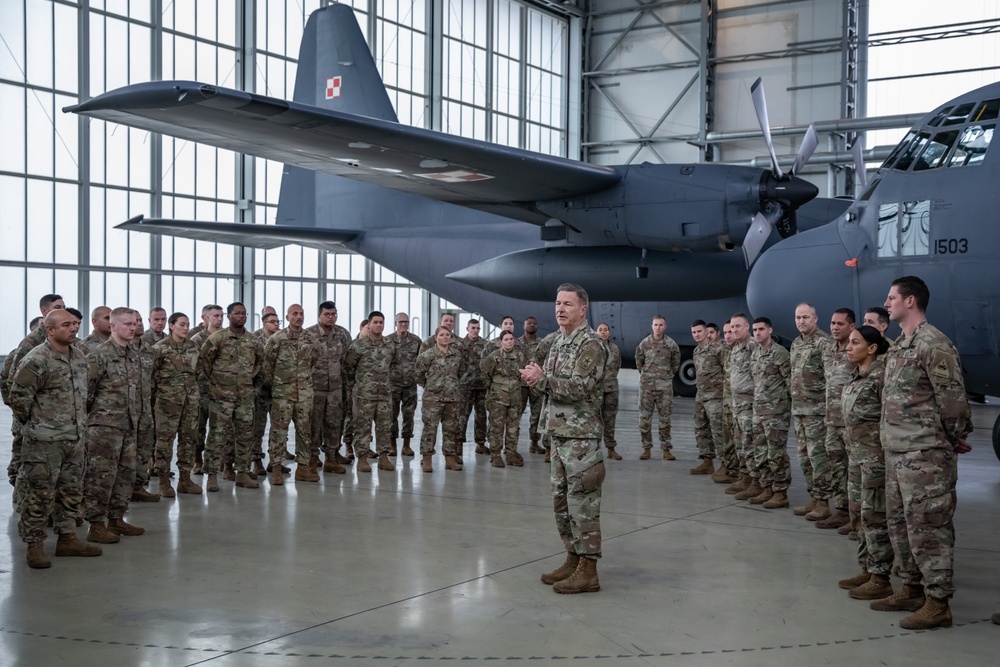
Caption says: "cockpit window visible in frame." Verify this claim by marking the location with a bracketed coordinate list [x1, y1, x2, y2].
[926, 107, 952, 127]
[913, 130, 958, 171]
[881, 131, 916, 170]
[947, 124, 994, 167]
[942, 102, 975, 126]
[971, 99, 1000, 122]
[893, 132, 930, 171]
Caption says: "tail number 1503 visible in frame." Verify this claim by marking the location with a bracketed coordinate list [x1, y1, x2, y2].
[935, 238, 969, 254]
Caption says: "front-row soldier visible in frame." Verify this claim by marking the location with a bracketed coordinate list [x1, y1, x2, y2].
[388, 311, 422, 457]
[747, 317, 792, 509]
[415, 327, 466, 472]
[344, 311, 399, 472]
[635, 315, 680, 460]
[522, 283, 607, 595]
[481, 331, 525, 468]
[690, 319, 726, 475]
[595, 323, 622, 460]
[9, 310, 103, 568]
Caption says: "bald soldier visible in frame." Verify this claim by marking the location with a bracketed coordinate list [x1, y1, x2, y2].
[78, 306, 111, 356]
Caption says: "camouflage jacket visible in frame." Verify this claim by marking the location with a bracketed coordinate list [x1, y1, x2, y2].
[823, 339, 854, 428]
[3, 326, 47, 401]
[200, 327, 263, 402]
[751, 342, 791, 417]
[141, 329, 167, 346]
[306, 323, 351, 392]
[722, 346, 733, 406]
[881, 321, 972, 453]
[78, 331, 110, 356]
[151, 336, 199, 395]
[415, 344, 465, 402]
[519, 334, 542, 387]
[534, 331, 559, 365]
[536, 322, 606, 440]
[263, 327, 320, 400]
[189, 322, 205, 338]
[188, 328, 213, 396]
[481, 347, 525, 406]
[693, 339, 727, 401]
[132, 337, 155, 428]
[601, 339, 622, 393]
[790, 328, 829, 416]
[420, 333, 458, 354]
[463, 336, 490, 389]
[10, 340, 88, 442]
[87, 339, 140, 430]
[388, 331, 422, 388]
[345, 335, 398, 400]
[842, 359, 884, 450]
[635, 334, 680, 391]
[0, 350, 14, 406]
[728, 337, 756, 411]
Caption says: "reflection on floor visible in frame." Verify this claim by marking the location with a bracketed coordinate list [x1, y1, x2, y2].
[1, 388, 998, 666]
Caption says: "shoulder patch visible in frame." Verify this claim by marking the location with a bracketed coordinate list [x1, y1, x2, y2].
[575, 342, 602, 376]
[930, 351, 953, 381]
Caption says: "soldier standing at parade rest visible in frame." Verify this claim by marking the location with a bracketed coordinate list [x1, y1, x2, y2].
[690, 319, 726, 475]
[635, 316, 681, 460]
[817, 308, 857, 530]
[726, 314, 758, 497]
[746, 317, 792, 509]
[130, 315, 161, 503]
[461, 319, 489, 455]
[188, 304, 223, 474]
[871, 276, 971, 630]
[150, 312, 202, 497]
[714, 321, 738, 484]
[519, 316, 544, 454]
[522, 283, 607, 595]
[78, 306, 111, 355]
[416, 327, 467, 472]
[836, 325, 895, 601]
[481, 330, 525, 467]
[344, 311, 399, 472]
[10, 309, 103, 568]
[142, 307, 168, 345]
[306, 301, 353, 469]
[388, 312, 422, 457]
[595, 323, 622, 460]
[250, 309, 281, 476]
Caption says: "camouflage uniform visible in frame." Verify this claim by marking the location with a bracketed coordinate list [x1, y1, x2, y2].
[790, 328, 831, 499]
[519, 334, 544, 443]
[750, 343, 791, 491]
[881, 321, 971, 600]
[188, 328, 213, 462]
[598, 339, 621, 450]
[728, 338, 757, 475]
[250, 328, 274, 467]
[306, 322, 351, 461]
[132, 337, 156, 488]
[9, 341, 88, 543]
[84, 339, 140, 524]
[534, 332, 560, 454]
[841, 359, 893, 576]
[141, 329, 167, 346]
[263, 328, 319, 466]
[535, 322, 606, 558]
[693, 339, 727, 460]
[823, 340, 853, 511]
[344, 336, 398, 457]
[151, 336, 200, 474]
[4, 326, 48, 490]
[460, 336, 489, 446]
[635, 334, 680, 451]
[77, 331, 110, 357]
[388, 330, 422, 441]
[719, 346, 738, 477]
[200, 327, 263, 474]
[481, 347, 525, 456]
[415, 344, 466, 456]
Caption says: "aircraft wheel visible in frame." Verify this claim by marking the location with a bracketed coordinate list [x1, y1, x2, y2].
[992, 414, 1000, 463]
[673, 347, 697, 398]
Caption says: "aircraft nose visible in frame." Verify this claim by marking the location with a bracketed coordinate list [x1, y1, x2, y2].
[746, 223, 854, 338]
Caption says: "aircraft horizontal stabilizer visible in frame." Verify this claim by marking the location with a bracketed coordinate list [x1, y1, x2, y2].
[67, 82, 620, 223]
[116, 215, 356, 252]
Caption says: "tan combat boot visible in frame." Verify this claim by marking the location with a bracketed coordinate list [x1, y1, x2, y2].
[900, 597, 953, 629]
[26, 542, 51, 569]
[475, 443, 489, 455]
[507, 451, 524, 467]
[421, 454, 433, 472]
[530, 435, 542, 454]
[734, 480, 763, 501]
[235, 471, 259, 489]
[749, 487, 774, 505]
[850, 574, 893, 600]
[793, 498, 817, 516]
[389, 441, 398, 457]
[223, 462, 236, 481]
[323, 457, 346, 474]
[131, 485, 161, 503]
[378, 453, 396, 471]
[606, 447, 622, 460]
[270, 467, 284, 485]
[445, 455, 463, 471]
[356, 456, 372, 473]
[816, 509, 850, 529]
[159, 475, 176, 498]
[540, 552, 580, 585]
[870, 584, 925, 612]
[662, 449, 676, 461]
[206, 473, 220, 492]
[711, 467, 735, 484]
[725, 474, 750, 495]
[689, 458, 714, 475]
[763, 490, 789, 509]
[402, 438, 414, 456]
[192, 450, 204, 475]
[295, 464, 320, 482]
[55, 533, 102, 557]
[87, 521, 121, 544]
[491, 454, 505, 468]
[177, 470, 202, 494]
[110, 517, 145, 536]
[639, 447, 652, 460]
[806, 499, 832, 522]
[553, 557, 600, 594]
[838, 570, 870, 590]
[252, 459, 267, 477]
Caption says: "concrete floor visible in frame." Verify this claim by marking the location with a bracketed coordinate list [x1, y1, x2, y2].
[2, 375, 999, 666]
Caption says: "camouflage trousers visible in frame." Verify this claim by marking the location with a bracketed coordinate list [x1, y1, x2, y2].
[19, 438, 84, 543]
[732, 407, 755, 475]
[885, 447, 957, 600]
[487, 400, 520, 455]
[390, 384, 418, 440]
[520, 386, 543, 440]
[196, 385, 209, 458]
[342, 386, 354, 449]
[311, 389, 344, 459]
[153, 393, 198, 474]
[352, 394, 392, 456]
[793, 414, 832, 500]
[252, 390, 272, 463]
[134, 420, 154, 486]
[84, 425, 137, 523]
[8, 415, 22, 487]
[847, 438, 893, 575]
[206, 395, 256, 473]
[599, 390, 619, 449]
[638, 387, 672, 449]
[419, 399, 460, 456]
[269, 396, 313, 467]
[694, 396, 724, 460]
[824, 424, 849, 511]
[461, 387, 488, 445]
[750, 413, 791, 491]
[551, 437, 605, 558]
[719, 404, 738, 476]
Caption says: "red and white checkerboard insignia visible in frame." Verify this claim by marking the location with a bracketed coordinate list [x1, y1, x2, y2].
[325, 76, 342, 100]
[413, 170, 494, 183]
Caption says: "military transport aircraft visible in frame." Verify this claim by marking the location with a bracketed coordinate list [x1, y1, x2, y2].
[64, 3, 848, 398]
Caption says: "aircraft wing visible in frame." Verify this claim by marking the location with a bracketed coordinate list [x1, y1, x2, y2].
[116, 215, 356, 253]
[66, 81, 621, 223]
